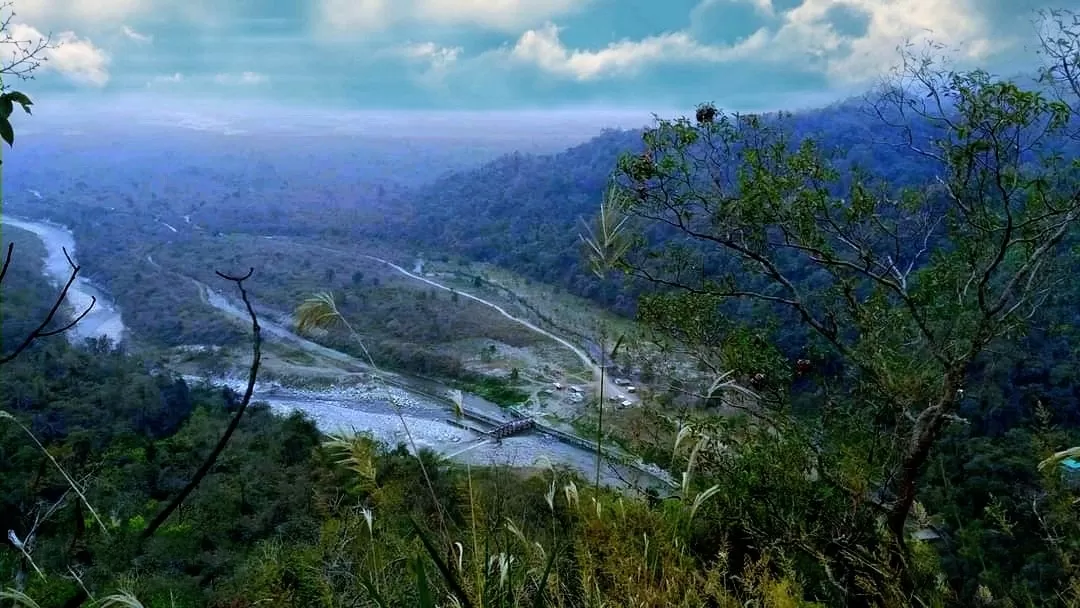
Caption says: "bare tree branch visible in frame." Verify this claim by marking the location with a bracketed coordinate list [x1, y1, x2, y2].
[0, 245, 95, 365]
[0, 241, 12, 284]
[0, 1, 54, 87]
[140, 267, 261, 540]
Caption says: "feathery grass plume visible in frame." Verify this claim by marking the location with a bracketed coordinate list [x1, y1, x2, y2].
[0, 410, 108, 534]
[296, 291, 380, 371]
[453, 541, 465, 573]
[504, 519, 529, 549]
[0, 589, 42, 608]
[448, 388, 465, 419]
[564, 480, 579, 510]
[296, 290, 451, 537]
[295, 291, 342, 334]
[323, 433, 378, 484]
[486, 553, 515, 589]
[94, 590, 146, 608]
[579, 185, 633, 279]
[6, 530, 44, 580]
[673, 423, 694, 458]
[704, 369, 757, 401]
[687, 485, 722, 524]
[361, 506, 374, 536]
[680, 436, 709, 499]
[533, 455, 558, 513]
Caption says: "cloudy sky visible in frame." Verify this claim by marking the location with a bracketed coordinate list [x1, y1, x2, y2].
[2, 0, 1061, 112]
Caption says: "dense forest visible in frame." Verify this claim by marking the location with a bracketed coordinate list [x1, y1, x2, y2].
[5, 9, 1080, 608]
[382, 101, 948, 310]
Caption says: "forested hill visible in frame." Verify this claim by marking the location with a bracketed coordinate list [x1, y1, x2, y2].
[388, 127, 646, 307]
[391, 98, 944, 310]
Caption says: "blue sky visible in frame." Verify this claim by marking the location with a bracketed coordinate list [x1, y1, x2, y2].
[4, 0, 1062, 113]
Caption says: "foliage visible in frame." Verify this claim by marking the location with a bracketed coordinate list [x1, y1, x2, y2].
[598, 36, 1080, 608]
[6, 9, 1080, 608]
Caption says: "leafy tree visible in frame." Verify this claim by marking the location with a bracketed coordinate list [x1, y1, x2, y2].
[0, 3, 77, 362]
[0, 1, 50, 153]
[601, 41, 1080, 595]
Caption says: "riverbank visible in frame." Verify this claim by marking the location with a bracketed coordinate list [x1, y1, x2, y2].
[3, 214, 673, 492]
[1, 216, 127, 344]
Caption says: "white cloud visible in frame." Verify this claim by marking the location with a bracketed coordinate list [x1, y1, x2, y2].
[317, 0, 588, 33]
[694, 0, 774, 18]
[7, 23, 111, 86]
[389, 41, 465, 91]
[146, 72, 183, 87]
[508, 22, 768, 80]
[740, 0, 998, 84]
[526, 0, 1002, 86]
[415, 0, 586, 30]
[214, 71, 268, 85]
[397, 41, 463, 69]
[16, 0, 147, 27]
[122, 24, 152, 43]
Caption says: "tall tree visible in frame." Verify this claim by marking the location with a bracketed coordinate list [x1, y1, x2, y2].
[602, 38, 1080, 588]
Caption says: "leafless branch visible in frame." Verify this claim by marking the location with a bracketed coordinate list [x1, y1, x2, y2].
[0, 241, 12, 283]
[0, 245, 95, 365]
[140, 267, 261, 539]
[0, 2, 54, 87]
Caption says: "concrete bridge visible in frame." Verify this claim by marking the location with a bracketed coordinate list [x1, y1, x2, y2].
[487, 417, 536, 440]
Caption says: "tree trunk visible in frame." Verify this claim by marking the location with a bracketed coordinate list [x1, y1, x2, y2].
[886, 376, 959, 546]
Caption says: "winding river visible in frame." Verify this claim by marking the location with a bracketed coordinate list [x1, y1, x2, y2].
[1, 215, 671, 491]
[1, 217, 126, 344]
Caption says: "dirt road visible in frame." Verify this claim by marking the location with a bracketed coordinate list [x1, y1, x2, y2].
[360, 255, 632, 406]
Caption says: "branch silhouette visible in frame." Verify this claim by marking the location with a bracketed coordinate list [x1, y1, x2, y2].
[141, 267, 261, 539]
[0, 245, 95, 365]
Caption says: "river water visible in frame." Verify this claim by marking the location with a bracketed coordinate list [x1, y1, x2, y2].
[2, 215, 669, 490]
[1, 216, 127, 344]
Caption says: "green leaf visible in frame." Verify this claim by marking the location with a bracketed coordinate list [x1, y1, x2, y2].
[0, 97, 11, 119]
[359, 574, 389, 608]
[5, 90, 32, 113]
[411, 516, 474, 608]
[413, 556, 435, 608]
[0, 117, 13, 147]
[532, 541, 561, 608]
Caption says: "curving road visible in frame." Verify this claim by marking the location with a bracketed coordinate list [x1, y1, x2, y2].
[358, 255, 633, 404]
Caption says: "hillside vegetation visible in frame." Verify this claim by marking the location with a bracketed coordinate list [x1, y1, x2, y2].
[4, 17, 1080, 608]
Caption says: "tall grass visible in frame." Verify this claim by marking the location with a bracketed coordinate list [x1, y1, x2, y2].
[289, 279, 765, 606]
[296, 291, 453, 535]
